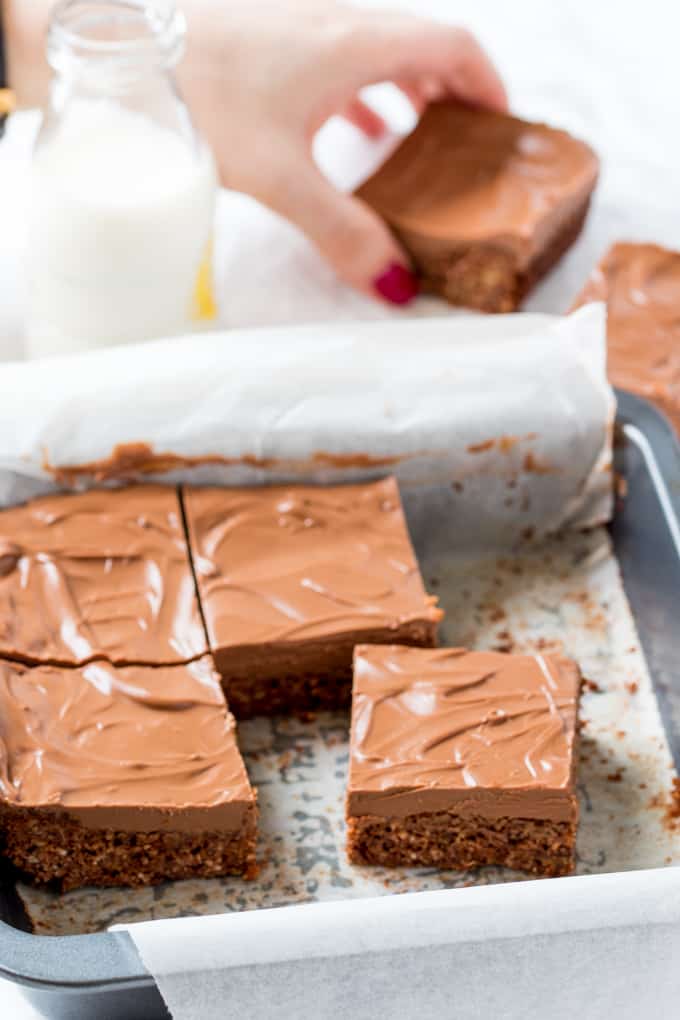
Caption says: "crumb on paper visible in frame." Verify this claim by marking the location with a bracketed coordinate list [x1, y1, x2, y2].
[522, 452, 555, 475]
[467, 439, 495, 454]
[667, 777, 680, 829]
[615, 474, 628, 500]
[493, 629, 514, 653]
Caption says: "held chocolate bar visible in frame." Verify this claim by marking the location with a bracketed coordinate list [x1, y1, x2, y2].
[357, 102, 599, 312]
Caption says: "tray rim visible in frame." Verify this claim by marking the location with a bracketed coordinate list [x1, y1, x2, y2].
[1, 387, 678, 997]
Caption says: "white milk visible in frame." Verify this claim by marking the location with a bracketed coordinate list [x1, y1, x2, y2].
[26, 99, 217, 357]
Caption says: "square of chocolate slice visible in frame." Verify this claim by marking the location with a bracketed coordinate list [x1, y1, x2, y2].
[346, 645, 581, 877]
[0, 484, 207, 666]
[0, 656, 257, 889]
[573, 242, 680, 433]
[357, 102, 599, 312]
[183, 478, 442, 719]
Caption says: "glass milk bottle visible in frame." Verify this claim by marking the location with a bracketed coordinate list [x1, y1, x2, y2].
[26, 0, 217, 358]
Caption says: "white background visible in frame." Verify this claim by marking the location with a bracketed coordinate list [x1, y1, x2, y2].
[2, 0, 680, 1015]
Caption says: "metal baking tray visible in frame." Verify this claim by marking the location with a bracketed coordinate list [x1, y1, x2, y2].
[1, 389, 679, 1020]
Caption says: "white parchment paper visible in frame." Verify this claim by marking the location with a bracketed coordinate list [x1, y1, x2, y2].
[120, 869, 680, 1020]
[0, 305, 612, 547]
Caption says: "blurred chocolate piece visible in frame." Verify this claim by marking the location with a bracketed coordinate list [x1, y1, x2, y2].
[574, 241, 680, 433]
[358, 102, 599, 311]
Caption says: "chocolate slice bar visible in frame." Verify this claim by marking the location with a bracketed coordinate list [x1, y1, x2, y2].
[0, 484, 207, 667]
[346, 645, 581, 877]
[183, 478, 442, 718]
[0, 656, 257, 890]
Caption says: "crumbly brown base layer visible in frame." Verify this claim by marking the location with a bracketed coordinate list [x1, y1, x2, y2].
[347, 809, 577, 877]
[217, 622, 438, 720]
[408, 197, 592, 312]
[224, 667, 353, 720]
[0, 804, 258, 891]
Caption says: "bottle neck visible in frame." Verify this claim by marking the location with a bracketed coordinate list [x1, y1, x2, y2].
[47, 0, 186, 93]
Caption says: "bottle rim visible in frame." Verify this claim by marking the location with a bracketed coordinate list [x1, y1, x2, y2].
[48, 0, 186, 72]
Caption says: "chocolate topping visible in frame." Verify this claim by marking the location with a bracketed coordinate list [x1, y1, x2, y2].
[357, 102, 599, 269]
[183, 478, 442, 655]
[0, 656, 254, 832]
[42, 441, 406, 488]
[0, 485, 207, 666]
[574, 242, 680, 432]
[347, 645, 581, 822]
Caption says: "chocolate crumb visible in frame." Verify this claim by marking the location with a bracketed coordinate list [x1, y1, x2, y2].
[493, 630, 514, 653]
[667, 777, 680, 825]
[614, 473, 628, 501]
[522, 452, 555, 475]
[297, 711, 318, 724]
[467, 439, 495, 454]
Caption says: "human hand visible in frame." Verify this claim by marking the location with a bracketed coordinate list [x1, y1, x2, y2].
[181, 1, 507, 304]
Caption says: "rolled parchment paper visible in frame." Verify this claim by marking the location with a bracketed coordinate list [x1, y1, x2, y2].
[0, 303, 612, 545]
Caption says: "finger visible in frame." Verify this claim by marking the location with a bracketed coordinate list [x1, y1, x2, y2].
[349, 18, 508, 113]
[393, 77, 432, 115]
[438, 29, 508, 112]
[339, 97, 386, 139]
[253, 147, 419, 304]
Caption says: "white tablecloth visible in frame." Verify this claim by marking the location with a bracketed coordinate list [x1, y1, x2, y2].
[2, 1, 680, 1016]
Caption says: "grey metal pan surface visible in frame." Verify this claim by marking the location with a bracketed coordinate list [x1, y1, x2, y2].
[0, 388, 678, 1020]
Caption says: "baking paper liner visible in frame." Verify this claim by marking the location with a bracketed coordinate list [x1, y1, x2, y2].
[0, 304, 611, 546]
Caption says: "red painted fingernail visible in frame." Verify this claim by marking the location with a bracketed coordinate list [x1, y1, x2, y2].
[373, 263, 419, 305]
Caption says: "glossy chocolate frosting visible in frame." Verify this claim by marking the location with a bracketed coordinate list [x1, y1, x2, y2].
[183, 478, 441, 652]
[358, 102, 599, 268]
[0, 656, 254, 832]
[0, 485, 207, 666]
[574, 242, 680, 432]
[348, 645, 581, 822]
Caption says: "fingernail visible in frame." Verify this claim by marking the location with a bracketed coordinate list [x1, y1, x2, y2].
[373, 263, 419, 305]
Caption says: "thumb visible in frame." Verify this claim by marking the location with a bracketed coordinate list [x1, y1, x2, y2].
[256, 151, 419, 305]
